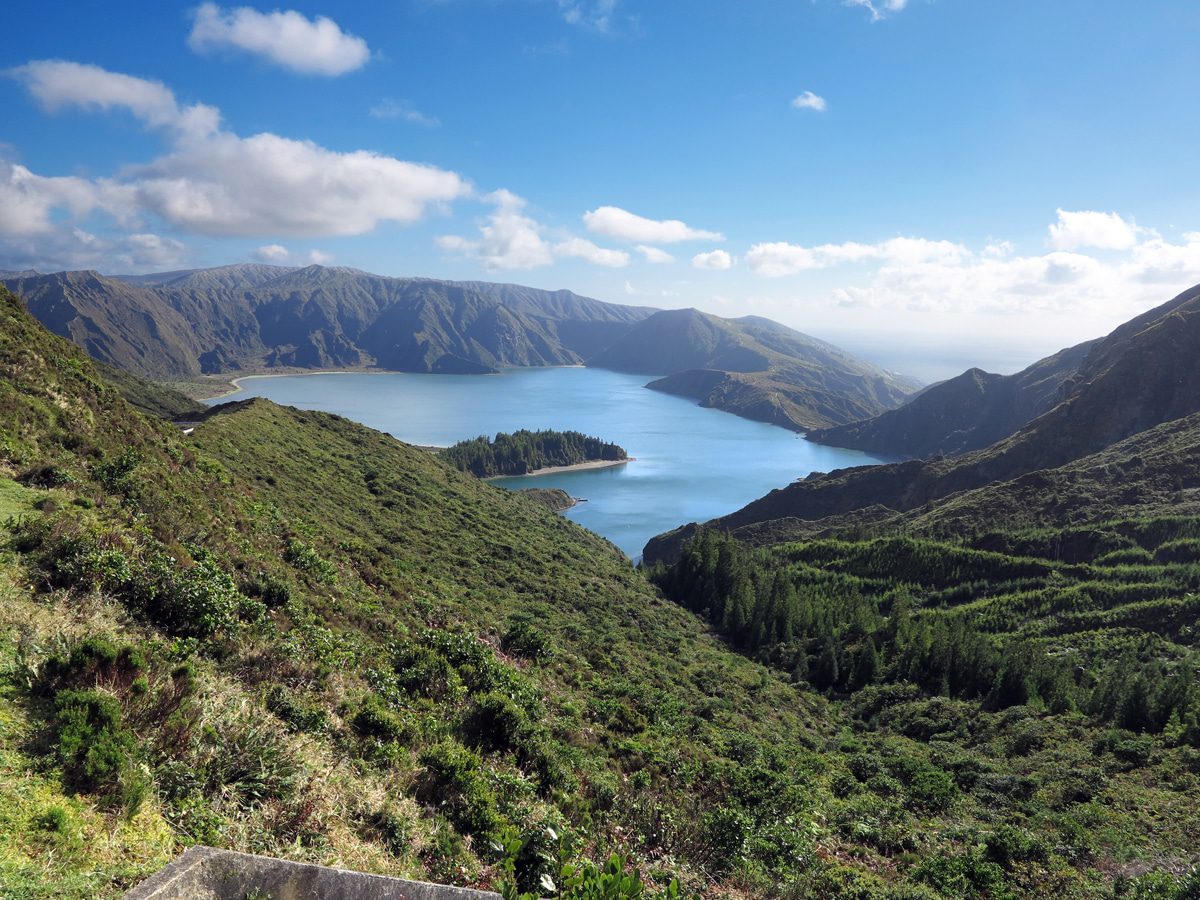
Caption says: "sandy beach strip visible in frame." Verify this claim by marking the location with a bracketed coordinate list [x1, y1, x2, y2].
[486, 458, 632, 479]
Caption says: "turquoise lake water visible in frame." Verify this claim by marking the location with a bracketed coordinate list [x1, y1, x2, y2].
[214, 368, 888, 560]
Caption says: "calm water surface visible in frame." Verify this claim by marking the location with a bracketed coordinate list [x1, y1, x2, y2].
[215, 369, 887, 559]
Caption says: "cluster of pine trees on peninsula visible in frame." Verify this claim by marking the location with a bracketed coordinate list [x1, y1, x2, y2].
[441, 429, 627, 478]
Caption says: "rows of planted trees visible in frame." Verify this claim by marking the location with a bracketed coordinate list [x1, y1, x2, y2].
[652, 522, 1200, 740]
[442, 429, 627, 477]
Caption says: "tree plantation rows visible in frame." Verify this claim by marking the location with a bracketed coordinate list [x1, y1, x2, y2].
[653, 524, 1200, 740]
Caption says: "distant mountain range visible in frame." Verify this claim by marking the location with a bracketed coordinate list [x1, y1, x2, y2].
[644, 282, 1200, 562]
[0, 264, 918, 430]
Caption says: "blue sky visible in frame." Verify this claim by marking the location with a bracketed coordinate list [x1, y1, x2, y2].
[3, 1, 1199, 379]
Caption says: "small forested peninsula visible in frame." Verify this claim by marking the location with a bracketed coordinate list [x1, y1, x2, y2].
[441, 429, 627, 477]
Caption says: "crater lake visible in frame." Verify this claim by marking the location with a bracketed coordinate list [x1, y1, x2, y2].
[214, 368, 889, 559]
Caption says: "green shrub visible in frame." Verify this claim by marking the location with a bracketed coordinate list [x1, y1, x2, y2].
[93, 448, 142, 497]
[265, 685, 328, 734]
[392, 643, 464, 703]
[284, 538, 337, 583]
[53, 688, 148, 815]
[136, 550, 246, 638]
[1155, 539, 1200, 564]
[700, 805, 751, 874]
[502, 618, 555, 663]
[1095, 548, 1155, 566]
[912, 851, 1006, 898]
[352, 694, 409, 744]
[242, 570, 292, 608]
[418, 740, 503, 840]
[463, 691, 530, 754]
[983, 825, 1047, 870]
[41, 636, 147, 693]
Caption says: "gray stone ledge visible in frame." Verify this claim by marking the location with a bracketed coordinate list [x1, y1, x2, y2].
[124, 846, 501, 900]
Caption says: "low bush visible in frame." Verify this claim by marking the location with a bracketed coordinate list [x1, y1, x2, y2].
[53, 688, 149, 816]
[418, 740, 503, 840]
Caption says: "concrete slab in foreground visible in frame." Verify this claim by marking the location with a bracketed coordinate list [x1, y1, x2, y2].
[124, 846, 501, 900]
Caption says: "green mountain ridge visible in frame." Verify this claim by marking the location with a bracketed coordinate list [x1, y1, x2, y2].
[807, 283, 1200, 460]
[1, 265, 917, 431]
[594, 308, 917, 430]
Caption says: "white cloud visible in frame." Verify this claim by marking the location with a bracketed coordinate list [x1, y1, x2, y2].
[251, 244, 332, 265]
[636, 244, 675, 264]
[1048, 208, 1142, 251]
[845, 0, 908, 22]
[120, 232, 187, 268]
[692, 249, 733, 270]
[792, 91, 827, 112]
[583, 206, 723, 244]
[8, 60, 220, 140]
[0, 159, 110, 236]
[554, 237, 629, 267]
[0, 225, 187, 273]
[188, 4, 370, 76]
[369, 98, 440, 127]
[748, 212, 1200, 331]
[8, 60, 468, 239]
[129, 132, 466, 236]
[746, 237, 968, 277]
[255, 243, 290, 262]
[438, 190, 554, 270]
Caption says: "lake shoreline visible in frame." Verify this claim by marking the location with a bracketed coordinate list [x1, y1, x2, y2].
[486, 458, 633, 479]
[199, 365, 594, 401]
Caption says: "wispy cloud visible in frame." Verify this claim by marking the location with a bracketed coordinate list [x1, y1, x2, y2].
[557, 0, 619, 32]
[188, 4, 370, 76]
[845, 0, 909, 22]
[438, 190, 555, 270]
[745, 212, 1200, 327]
[792, 91, 827, 112]
[636, 245, 675, 264]
[555, 237, 629, 267]
[254, 243, 290, 262]
[369, 98, 440, 127]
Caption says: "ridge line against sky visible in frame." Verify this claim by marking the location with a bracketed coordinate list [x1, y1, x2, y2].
[1, 0, 1199, 379]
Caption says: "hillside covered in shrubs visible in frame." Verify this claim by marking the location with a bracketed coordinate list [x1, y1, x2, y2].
[0, 283, 1198, 898]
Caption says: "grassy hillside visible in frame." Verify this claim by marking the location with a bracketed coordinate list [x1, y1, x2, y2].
[2, 282, 1199, 899]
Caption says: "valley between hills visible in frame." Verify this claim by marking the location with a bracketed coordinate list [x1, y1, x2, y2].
[1, 270, 1200, 900]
